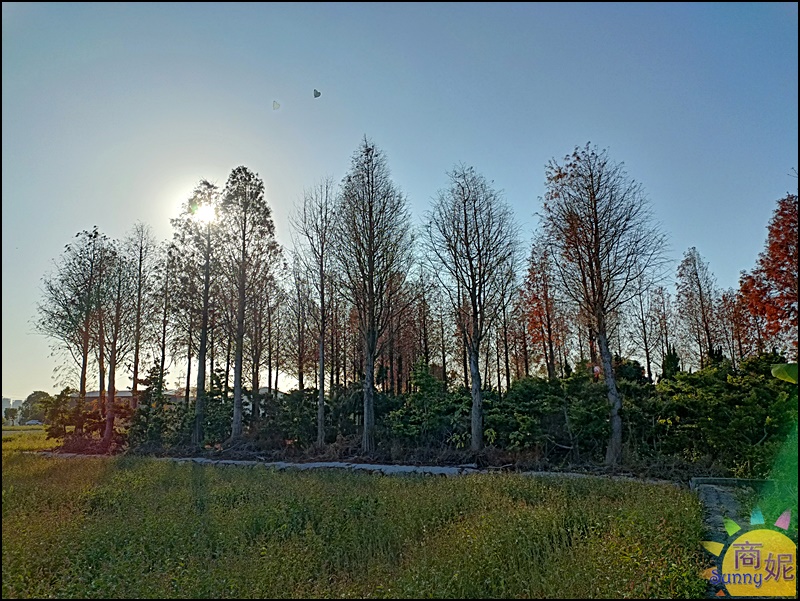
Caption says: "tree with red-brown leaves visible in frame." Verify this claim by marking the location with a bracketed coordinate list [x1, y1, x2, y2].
[521, 236, 560, 380]
[715, 287, 753, 369]
[740, 193, 798, 358]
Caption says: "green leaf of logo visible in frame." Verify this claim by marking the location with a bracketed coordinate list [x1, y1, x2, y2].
[771, 363, 798, 384]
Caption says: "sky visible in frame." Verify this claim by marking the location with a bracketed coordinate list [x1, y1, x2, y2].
[2, 2, 798, 401]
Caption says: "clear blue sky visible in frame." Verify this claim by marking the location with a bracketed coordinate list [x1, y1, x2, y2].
[3, 2, 797, 400]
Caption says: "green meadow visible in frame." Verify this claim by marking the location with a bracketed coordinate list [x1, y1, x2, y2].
[2, 431, 708, 599]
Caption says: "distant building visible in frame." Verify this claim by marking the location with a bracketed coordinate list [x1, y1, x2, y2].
[3, 397, 22, 425]
[257, 387, 285, 400]
[2, 397, 23, 412]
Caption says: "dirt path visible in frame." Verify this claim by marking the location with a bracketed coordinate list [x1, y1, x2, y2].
[691, 480, 755, 598]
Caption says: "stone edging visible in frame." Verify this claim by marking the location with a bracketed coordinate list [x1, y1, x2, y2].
[28, 451, 683, 486]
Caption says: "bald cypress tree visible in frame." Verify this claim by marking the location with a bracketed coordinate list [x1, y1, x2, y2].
[218, 166, 281, 443]
[542, 143, 667, 466]
[333, 137, 414, 454]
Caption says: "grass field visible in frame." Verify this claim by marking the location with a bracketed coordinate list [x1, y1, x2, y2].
[2, 431, 708, 598]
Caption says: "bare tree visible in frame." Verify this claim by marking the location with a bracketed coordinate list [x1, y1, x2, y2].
[333, 137, 414, 454]
[152, 242, 179, 402]
[650, 285, 678, 376]
[627, 273, 659, 382]
[542, 143, 667, 466]
[676, 247, 718, 369]
[262, 278, 286, 400]
[430, 281, 453, 387]
[122, 222, 159, 409]
[286, 254, 313, 391]
[426, 163, 520, 454]
[291, 177, 335, 447]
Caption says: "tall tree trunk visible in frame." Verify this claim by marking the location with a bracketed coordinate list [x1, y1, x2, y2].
[541, 327, 552, 379]
[102, 346, 117, 449]
[76, 324, 90, 437]
[523, 328, 530, 377]
[589, 327, 598, 365]
[185, 314, 192, 406]
[440, 316, 447, 389]
[317, 270, 326, 447]
[462, 334, 469, 389]
[131, 243, 145, 410]
[362, 336, 376, 453]
[502, 306, 511, 391]
[342, 329, 348, 387]
[317, 325, 326, 446]
[102, 275, 123, 450]
[224, 334, 231, 399]
[274, 324, 280, 393]
[483, 342, 490, 388]
[698, 287, 715, 362]
[328, 294, 334, 393]
[231, 234, 246, 441]
[98, 315, 106, 420]
[251, 359, 260, 422]
[469, 345, 483, 453]
[636, 293, 653, 382]
[598, 327, 623, 466]
[388, 320, 395, 395]
[422, 302, 430, 367]
[397, 353, 403, 394]
[157, 273, 169, 402]
[193, 235, 211, 446]
[333, 302, 340, 388]
[297, 308, 305, 391]
[209, 315, 215, 377]
[495, 336, 502, 394]
[267, 316, 273, 397]
[100, 358, 117, 450]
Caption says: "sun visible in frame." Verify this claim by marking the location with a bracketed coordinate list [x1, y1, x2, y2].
[701, 507, 796, 597]
[192, 203, 216, 224]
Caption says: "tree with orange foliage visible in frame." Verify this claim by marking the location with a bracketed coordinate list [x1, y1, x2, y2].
[715, 288, 751, 369]
[521, 236, 559, 379]
[740, 193, 798, 358]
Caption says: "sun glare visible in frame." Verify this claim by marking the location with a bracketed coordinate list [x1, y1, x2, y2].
[193, 203, 216, 224]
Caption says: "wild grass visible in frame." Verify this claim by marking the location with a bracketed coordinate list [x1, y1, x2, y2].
[3, 433, 708, 598]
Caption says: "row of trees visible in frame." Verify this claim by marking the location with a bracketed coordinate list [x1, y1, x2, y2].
[22, 347, 798, 478]
[35, 137, 798, 465]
